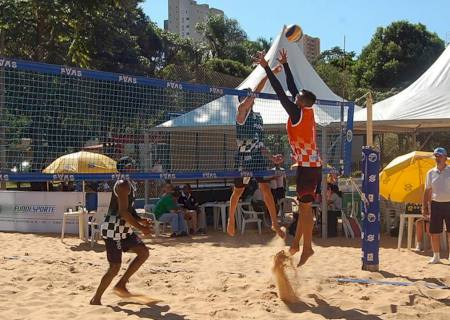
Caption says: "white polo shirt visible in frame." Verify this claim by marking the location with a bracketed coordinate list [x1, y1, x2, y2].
[425, 165, 450, 202]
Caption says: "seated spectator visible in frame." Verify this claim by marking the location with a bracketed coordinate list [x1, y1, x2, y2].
[153, 190, 187, 237]
[178, 184, 205, 234]
[415, 217, 430, 251]
[327, 184, 342, 212]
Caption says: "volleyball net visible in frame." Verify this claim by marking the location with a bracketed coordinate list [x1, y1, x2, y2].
[0, 57, 354, 184]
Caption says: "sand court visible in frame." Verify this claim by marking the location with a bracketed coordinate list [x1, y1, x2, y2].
[1, 231, 450, 320]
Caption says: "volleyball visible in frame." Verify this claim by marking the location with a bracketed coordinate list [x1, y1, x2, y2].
[285, 24, 303, 42]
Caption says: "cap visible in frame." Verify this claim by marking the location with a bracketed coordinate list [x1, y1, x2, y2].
[433, 147, 447, 157]
[116, 156, 135, 172]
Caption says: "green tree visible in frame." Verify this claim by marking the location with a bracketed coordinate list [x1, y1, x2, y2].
[314, 47, 356, 99]
[196, 14, 247, 59]
[353, 21, 445, 89]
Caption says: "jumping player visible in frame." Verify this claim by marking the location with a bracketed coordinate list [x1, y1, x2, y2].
[90, 157, 151, 305]
[255, 49, 322, 267]
[227, 66, 285, 238]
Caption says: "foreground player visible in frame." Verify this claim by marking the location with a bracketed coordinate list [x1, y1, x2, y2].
[255, 49, 322, 267]
[90, 157, 151, 305]
[227, 66, 285, 238]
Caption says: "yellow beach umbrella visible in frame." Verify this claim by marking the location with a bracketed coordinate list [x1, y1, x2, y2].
[43, 151, 118, 174]
[380, 151, 450, 204]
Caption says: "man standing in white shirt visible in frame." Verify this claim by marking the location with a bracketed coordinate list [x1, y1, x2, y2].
[423, 147, 450, 264]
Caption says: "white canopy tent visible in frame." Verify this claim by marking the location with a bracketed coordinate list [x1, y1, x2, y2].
[354, 46, 450, 132]
[159, 26, 357, 131]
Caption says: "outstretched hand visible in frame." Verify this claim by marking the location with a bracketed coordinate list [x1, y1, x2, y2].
[253, 51, 269, 68]
[277, 48, 288, 65]
[272, 64, 283, 74]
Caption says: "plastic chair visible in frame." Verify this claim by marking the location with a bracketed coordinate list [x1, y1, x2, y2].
[278, 197, 298, 222]
[144, 204, 168, 236]
[240, 204, 262, 235]
[88, 207, 108, 248]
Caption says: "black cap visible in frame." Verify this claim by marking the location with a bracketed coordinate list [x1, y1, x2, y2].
[116, 156, 135, 172]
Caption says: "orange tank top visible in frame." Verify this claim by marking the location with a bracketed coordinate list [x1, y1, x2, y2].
[286, 107, 322, 167]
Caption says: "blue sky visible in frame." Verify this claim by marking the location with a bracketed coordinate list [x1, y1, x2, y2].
[142, 0, 449, 54]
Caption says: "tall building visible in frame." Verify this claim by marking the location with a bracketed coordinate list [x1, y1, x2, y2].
[166, 0, 224, 41]
[299, 34, 321, 63]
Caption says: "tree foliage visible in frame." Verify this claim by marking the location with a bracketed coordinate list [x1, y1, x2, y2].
[353, 21, 445, 89]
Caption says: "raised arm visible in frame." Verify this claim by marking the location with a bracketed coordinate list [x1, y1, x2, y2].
[254, 51, 301, 123]
[236, 65, 282, 125]
[277, 48, 299, 97]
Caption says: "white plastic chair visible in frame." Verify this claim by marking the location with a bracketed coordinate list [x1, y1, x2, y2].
[278, 197, 298, 222]
[88, 207, 108, 248]
[240, 203, 262, 235]
[144, 204, 168, 236]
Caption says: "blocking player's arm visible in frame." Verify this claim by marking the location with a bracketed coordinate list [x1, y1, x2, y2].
[117, 181, 148, 232]
[277, 49, 299, 97]
[283, 63, 299, 97]
[263, 65, 302, 124]
[236, 65, 283, 125]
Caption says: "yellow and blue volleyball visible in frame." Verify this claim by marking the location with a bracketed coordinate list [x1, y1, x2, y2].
[285, 24, 303, 42]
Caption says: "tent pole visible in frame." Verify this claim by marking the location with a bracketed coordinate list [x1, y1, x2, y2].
[366, 92, 373, 147]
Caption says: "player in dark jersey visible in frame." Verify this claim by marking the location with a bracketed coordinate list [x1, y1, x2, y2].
[90, 157, 151, 305]
[227, 66, 285, 238]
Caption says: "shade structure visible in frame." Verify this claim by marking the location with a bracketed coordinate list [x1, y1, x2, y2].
[379, 151, 450, 204]
[43, 151, 117, 174]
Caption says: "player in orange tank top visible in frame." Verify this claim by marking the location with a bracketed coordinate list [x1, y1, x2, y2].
[255, 49, 322, 267]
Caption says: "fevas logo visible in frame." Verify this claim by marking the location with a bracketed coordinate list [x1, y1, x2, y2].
[52, 174, 74, 182]
[202, 172, 217, 179]
[160, 173, 176, 180]
[210, 87, 224, 95]
[166, 81, 183, 90]
[0, 59, 17, 69]
[0, 174, 9, 181]
[112, 173, 130, 180]
[240, 171, 253, 178]
[60, 67, 82, 77]
[119, 75, 137, 84]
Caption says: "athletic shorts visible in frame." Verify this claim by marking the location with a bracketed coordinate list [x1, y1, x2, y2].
[104, 233, 145, 264]
[234, 151, 270, 188]
[429, 201, 450, 234]
[234, 176, 270, 188]
[296, 166, 322, 203]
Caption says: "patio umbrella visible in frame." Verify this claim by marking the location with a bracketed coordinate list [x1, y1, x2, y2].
[380, 151, 450, 204]
[43, 151, 118, 208]
[43, 151, 117, 174]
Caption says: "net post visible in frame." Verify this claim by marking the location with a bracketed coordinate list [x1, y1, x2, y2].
[361, 146, 380, 272]
[321, 125, 328, 239]
[0, 31, 6, 190]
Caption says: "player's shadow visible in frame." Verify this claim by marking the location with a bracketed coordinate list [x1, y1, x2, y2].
[108, 302, 187, 319]
[286, 294, 382, 320]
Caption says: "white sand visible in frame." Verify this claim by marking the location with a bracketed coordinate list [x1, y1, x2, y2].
[1, 231, 450, 320]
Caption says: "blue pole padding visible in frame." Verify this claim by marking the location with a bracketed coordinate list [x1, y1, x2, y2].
[361, 146, 380, 268]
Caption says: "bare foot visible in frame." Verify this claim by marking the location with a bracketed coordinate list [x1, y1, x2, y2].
[113, 286, 133, 298]
[90, 297, 101, 305]
[227, 219, 236, 237]
[272, 225, 286, 239]
[297, 248, 314, 267]
[289, 245, 299, 256]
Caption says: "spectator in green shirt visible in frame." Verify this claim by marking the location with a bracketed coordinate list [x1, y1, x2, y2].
[154, 190, 187, 237]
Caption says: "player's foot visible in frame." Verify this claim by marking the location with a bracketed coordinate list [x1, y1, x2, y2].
[89, 296, 101, 305]
[297, 248, 314, 267]
[272, 225, 286, 239]
[113, 285, 133, 298]
[289, 244, 300, 256]
[227, 219, 236, 237]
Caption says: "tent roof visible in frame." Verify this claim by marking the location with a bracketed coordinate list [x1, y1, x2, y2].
[159, 26, 356, 131]
[354, 46, 450, 132]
